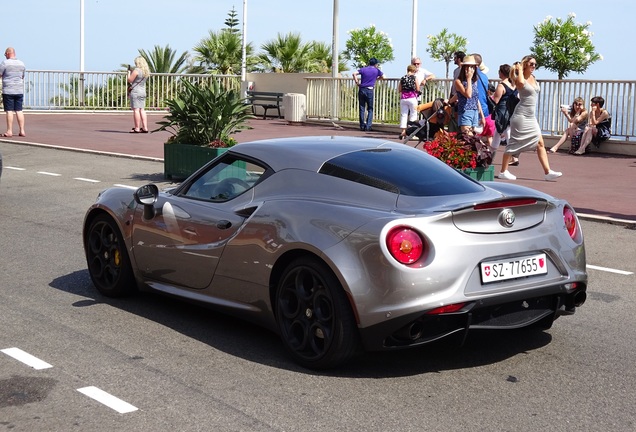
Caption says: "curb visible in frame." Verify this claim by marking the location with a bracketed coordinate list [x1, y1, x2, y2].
[3, 138, 634, 227]
[577, 213, 636, 229]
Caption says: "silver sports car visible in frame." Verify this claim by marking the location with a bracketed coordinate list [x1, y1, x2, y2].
[83, 136, 587, 369]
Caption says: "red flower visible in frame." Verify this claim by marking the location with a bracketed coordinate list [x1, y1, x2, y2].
[423, 130, 478, 170]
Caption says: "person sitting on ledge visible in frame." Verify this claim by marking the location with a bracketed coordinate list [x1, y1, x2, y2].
[574, 96, 611, 155]
[549, 96, 587, 153]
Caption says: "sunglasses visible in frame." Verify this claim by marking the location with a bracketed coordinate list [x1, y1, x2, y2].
[528, 62, 537, 67]
[413, 63, 421, 65]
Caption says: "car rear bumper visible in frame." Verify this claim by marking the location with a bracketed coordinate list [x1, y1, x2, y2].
[358, 282, 587, 351]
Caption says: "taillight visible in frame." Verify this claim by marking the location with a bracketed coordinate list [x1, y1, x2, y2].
[426, 303, 466, 315]
[563, 206, 578, 239]
[386, 226, 425, 265]
[474, 198, 537, 210]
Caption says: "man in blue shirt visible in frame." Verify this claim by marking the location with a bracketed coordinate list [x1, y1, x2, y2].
[352, 58, 385, 131]
[471, 53, 490, 117]
[472, 53, 495, 142]
[0, 47, 26, 137]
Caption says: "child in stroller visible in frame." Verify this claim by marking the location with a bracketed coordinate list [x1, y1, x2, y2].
[403, 98, 454, 145]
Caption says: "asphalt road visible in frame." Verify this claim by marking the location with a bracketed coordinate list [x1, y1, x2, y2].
[1, 145, 635, 431]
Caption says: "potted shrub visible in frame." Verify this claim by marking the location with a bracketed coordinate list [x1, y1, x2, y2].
[155, 79, 253, 180]
[422, 130, 494, 181]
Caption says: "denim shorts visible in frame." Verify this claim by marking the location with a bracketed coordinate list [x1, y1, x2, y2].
[2, 94, 24, 112]
[459, 109, 479, 127]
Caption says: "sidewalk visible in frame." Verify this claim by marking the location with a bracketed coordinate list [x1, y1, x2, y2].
[1, 111, 635, 225]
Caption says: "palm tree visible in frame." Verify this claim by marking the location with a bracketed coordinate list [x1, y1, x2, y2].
[256, 32, 315, 73]
[307, 41, 349, 73]
[191, 29, 255, 74]
[138, 45, 189, 74]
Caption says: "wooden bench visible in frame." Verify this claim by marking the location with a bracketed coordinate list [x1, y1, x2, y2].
[246, 91, 284, 119]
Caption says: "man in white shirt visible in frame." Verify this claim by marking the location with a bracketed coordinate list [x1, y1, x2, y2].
[0, 47, 26, 137]
[411, 57, 435, 90]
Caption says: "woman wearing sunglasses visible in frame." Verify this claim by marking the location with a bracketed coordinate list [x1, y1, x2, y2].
[498, 55, 563, 181]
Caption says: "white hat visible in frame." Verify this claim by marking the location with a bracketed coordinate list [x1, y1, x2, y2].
[461, 55, 478, 66]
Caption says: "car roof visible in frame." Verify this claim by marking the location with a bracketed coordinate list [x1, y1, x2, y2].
[229, 136, 401, 172]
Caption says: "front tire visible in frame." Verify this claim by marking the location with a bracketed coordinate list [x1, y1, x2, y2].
[85, 214, 136, 297]
[275, 257, 360, 369]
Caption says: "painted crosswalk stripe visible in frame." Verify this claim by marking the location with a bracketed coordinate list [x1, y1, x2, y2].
[77, 386, 138, 414]
[587, 264, 633, 275]
[74, 177, 101, 183]
[5, 166, 26, 171]
[37, 171, 62, 176]
[1, 347, 53, 370]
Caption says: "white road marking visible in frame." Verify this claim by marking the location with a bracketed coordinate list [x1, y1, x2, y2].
[37, 171, 62, 176]
[1, 347, 53, 370]
[113, 184, 137, 189]
[587, 264, 633, 275]
[5, 166, 26, 171]
[74, 177, 101, 183]
[77, 386, 138, 414]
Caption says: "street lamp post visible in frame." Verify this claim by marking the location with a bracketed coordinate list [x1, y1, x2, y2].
[411, 0, 418, 59]
[79, 0, 85, 106]
[331, 0, 338, 119]
[241, 0, 247, 82]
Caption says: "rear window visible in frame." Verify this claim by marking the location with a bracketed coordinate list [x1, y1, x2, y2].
[319, 148, 483, 196]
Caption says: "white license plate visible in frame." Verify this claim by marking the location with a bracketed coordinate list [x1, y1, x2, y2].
[480, 253, 548, 284]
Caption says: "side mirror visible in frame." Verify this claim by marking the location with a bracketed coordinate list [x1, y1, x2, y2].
[134, 184, 159, 219]
[134, 184, 158, 205]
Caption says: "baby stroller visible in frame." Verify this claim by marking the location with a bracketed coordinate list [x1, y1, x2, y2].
[403, 98, 455, 146]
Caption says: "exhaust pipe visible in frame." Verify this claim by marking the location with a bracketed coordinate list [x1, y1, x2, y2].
[394, 322, 424, 341]
[573, 291, 587, 307]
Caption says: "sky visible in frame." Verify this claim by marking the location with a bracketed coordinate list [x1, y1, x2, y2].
[4, 0, 631, 81]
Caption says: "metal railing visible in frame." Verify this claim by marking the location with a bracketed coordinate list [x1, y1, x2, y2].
[23, 70, 241, 111]
[18, 70, 636, 140]
[307, 77, 636, 140]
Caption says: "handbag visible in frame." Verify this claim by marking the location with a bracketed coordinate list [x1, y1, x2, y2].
[493, 105, 510, 133]
[486, 96, 496, 116]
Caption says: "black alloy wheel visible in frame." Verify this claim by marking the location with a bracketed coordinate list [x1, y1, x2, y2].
[275, 257, 359, 369]
[85, 214, 135, 297]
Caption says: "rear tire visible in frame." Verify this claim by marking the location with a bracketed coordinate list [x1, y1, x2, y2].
[275, 257, 360, 370]
[85, 214, 136, 297]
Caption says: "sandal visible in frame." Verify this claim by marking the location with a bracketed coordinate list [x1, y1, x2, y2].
[140, 129, 149, 133]
[129, 128, 140, 133]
